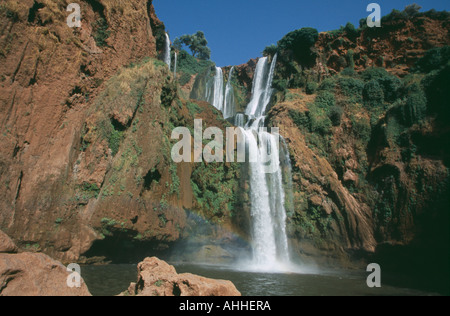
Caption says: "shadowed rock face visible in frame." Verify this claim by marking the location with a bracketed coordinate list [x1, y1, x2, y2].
[122, 257, 241, 297]
[0, 230, 91, 296]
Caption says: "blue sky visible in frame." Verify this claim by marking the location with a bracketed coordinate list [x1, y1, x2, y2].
[153, 0, 449, 67]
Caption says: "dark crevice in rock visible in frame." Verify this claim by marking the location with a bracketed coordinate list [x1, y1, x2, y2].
[172, 283, 181, 296]
[12, 144, 20, 158]
[86, 0, 109, 47]
[86, 0, 106, 19]
[143, 168, 161, 190]
[11, 41, 29, 83]
[110, 117, 127, 132]
[27, 1, 45, 24]
[82, 232, 173, 264]
[14, 171, 23, 204]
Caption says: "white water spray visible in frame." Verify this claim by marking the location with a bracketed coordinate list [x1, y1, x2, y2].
[163, 33, 171, 69]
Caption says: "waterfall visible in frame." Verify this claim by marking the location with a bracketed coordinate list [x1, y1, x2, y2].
[163, 33, 171, 69]
[261, 53, 277, 116]
[212, 67, 224, 111]
[234, 113, 246, 127]
[223, 67, 236, 119]
[241, 128, 278, 267]
[241, 54, 291, 270]
[173, 52, 177, 79]
[204, 67, 224, 111]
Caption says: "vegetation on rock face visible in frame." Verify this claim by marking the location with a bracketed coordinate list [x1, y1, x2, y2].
[174, 49, 214, 86]
[92, 17, 110, 47]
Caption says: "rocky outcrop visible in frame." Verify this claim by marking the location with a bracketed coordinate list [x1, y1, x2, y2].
[0, 230, 18, 254]
[0, 230, 91, 296]
[0, 252, 92, 296]
[122, 257, 241, 296]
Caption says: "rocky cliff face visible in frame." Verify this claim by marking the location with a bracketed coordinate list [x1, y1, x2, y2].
[0, 0, 187, 263]
[316, 12, 449, 77]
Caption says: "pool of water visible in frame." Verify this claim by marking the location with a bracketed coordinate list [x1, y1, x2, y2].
[81, 263, 438, 296]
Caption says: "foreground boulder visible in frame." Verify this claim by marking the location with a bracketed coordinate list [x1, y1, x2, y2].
[0, 231, 91, 296]
[0, 231, 18, 254]
[123, 257, 241, 296]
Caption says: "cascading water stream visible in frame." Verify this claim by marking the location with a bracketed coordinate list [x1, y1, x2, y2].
[223, 66, 236, 119]
[213, 67, 224, 111]
[197, 54, 293, 271]
[245, 57, 269, 118]
[234, 113, 246, 127]
[240, 54, 292, 270]
[205, 67, 224, 111]
[173, 52, 177, 78]
[163, 33, 171, 69]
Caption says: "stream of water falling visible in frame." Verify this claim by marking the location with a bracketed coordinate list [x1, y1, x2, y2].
[223, 66, 236, 119]
[173, 52, 177, 78]
[239, 54, 292, 271]
[163, 33, 171, 69]
[199, 54, 292, 271]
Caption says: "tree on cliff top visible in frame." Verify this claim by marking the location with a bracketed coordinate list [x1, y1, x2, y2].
[173, 31, 211, 60]
[278, 27, 319, 64]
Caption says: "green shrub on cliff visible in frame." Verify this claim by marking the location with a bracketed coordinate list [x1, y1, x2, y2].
[318, 77, 337, 92]
[289, 110, 309, 130]
[363, 80, 385, 108]
[351, 115, 371, 143]
[305, 82, 318, 95]
[414, 46, 450, 73]
[361, 67, 401, 102]
[329, 106, 344, 126]
[309, 106, 332, 135]
[92, 17, 110, 47]
[403, 89, 427, 126]
[338, 77, 364, 102]
[422, 62, 450, 121]
[177, 49, 214, 76]
[344, 22, 359, 41]
[191, 162, 240, 220]
[315, 91, 336, 108]
[278, 27, 319, 63]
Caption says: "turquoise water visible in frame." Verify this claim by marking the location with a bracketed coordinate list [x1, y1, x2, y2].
[81, 263, 437, 296]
